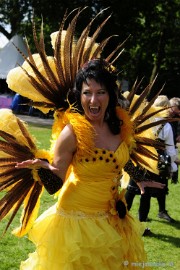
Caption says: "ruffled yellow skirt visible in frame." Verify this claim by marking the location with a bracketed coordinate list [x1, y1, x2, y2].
[20, 204, 150, 270]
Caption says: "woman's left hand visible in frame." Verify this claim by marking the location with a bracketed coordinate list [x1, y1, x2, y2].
[15, 159, 50, 169]
[136, 181, 165, 194]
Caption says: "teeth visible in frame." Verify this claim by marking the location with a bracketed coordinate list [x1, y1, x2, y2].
[89, 106, 100, 114]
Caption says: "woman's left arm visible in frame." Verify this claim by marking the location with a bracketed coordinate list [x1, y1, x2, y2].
[123, 159, 165, 194]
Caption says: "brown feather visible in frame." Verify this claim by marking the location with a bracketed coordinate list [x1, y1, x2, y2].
[20, 61, 55, 95]
[83, 15, 111, 64]
[140, 84, 165, 116]
[54, 12, 67, 88]
[128, 76, 158, 116]
[0, 157, 18, 163]
[134, 145, 158, 160]
[67, 7, 94, 81]
[73, 18, 92, 78]
[13, 43, 48, 93]
[15, 29, 59, 97]
[106, 35, 130, 64]
[0, 140, 33, 159]
[24, 37, 37, 66]
[129, 84, 150, 116]
[54, 8, 83, 86]
[35, 20, 60, 91]
[91, 35, 117, 59]
[20, 64, 58, 105]
[0, 147, 31, 162]
[73, 7, 110, 71]
[109, 49, 125, 65]
[0, 130, 17, 143]
[126, 78, 144, 105]
[135, 136, 165, 149]
[134, 106, 169, 127]
[0, 129, 35, 155]
[0, 174, 33, 215]
[21, 182, 42, 228]
[13, 38, 36, 68]
[28, 101, 54, 109]
[0, 176, 34, 233]
[16, 118, 37, 151]
[0, 169, 31, 189]
[130, 152, 154, 169]
[0, 163, 16, 169]
[135, 118, 180, 134]
[63, 9, 81, 85]
[2, 189, 29, 235]
[11, 19, 62, 105]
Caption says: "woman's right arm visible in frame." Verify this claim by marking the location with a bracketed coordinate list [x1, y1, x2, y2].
[15, 124, 77, 194]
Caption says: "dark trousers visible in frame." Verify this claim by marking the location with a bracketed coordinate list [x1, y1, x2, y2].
[171, 169, 178, 183]
[125, 178, 140, 211]
[125, 176, 168, 222]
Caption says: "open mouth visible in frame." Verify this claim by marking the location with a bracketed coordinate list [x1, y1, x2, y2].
[89, 106, 100, 114]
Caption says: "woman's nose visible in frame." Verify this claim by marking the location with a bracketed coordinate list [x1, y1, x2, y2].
[90, 94, 98, 103]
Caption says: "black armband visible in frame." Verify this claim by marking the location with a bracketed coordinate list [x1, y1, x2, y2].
[38, 168, 63, 195]
[115, 200, 127, 219]
[124, 159, 147, 183]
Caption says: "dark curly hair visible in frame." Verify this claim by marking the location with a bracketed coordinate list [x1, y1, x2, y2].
[69, 59, 123, 135]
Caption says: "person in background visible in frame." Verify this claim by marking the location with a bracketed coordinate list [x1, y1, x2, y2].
[11, 93, 23, 114]
[169, 97, 180, 183]
[125, 95, 178, 235]
[11, 93, 30, 114]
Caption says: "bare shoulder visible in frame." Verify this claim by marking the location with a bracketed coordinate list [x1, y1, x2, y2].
[52, 124, 77, 179]
[55, 124, 77, 153]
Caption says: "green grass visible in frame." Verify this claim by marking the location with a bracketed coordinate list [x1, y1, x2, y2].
[28, 124, 52, 149]
[131, 184, 180, 270]
[0, 124, 179, 269]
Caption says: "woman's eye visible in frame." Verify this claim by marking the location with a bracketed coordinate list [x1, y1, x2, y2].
[82, 91, 91, 95]
[98, 90, 106, 95]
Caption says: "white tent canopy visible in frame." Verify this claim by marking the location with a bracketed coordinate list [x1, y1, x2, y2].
[0, 35, 28, 79]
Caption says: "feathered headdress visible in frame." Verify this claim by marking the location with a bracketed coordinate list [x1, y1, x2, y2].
[7, 7, 126, 114]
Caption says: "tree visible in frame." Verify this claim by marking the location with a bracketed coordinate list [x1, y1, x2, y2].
[0, 0, 179, 97]
[0, 0, 32, 39]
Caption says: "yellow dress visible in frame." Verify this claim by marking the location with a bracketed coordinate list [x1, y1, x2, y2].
[20, 137, 150, 269]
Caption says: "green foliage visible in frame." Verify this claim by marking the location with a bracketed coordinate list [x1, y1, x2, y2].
[0, 1, 179, 97]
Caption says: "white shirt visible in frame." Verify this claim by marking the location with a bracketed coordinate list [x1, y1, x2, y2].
[158, 122, 177, 172]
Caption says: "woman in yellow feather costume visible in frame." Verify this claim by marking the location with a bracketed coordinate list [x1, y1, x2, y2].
[0, 8, 174, 270]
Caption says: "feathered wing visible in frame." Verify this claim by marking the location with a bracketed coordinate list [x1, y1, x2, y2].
[119, 80, 168, 188]
[0, 109, 51, 237]
[121, 78, 179, 176]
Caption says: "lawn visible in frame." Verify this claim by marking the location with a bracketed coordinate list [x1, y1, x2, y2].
[0, 123, 179, 270]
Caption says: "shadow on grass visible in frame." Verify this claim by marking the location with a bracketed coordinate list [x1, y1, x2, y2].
[150, 233, 180, 248]
[147, 220, 180, 248]
[155, 218, 180, 228]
